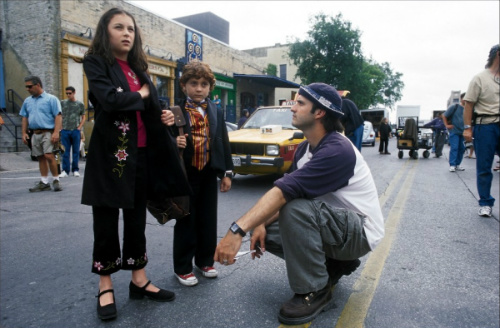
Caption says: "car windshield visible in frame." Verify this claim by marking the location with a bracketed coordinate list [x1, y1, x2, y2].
[241, 107, 295, 130]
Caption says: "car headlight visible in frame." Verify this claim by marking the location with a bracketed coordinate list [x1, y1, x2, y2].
[266, 145, 280, 156]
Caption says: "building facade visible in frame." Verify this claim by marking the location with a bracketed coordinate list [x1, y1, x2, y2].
[447, 90, 461, 108]
[0, 0, 299, 126]
[243, 43, 300, 106]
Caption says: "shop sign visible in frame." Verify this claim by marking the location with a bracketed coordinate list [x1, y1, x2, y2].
[216, 80, 234, 90]
[149, 63, 170, 77]
[186, 30, 203, 62]
[68, 43, 88, 58]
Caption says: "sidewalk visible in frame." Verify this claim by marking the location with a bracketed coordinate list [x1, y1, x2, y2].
[0, 151, 40, 172]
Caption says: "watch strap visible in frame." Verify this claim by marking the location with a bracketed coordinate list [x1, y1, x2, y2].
[230, 221, 246, 237]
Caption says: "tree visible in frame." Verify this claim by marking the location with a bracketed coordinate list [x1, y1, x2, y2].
[265, 63, 277, 77]
[288, 13, 404, 109]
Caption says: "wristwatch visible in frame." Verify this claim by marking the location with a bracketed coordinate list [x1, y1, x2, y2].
[464, 125, 471, 129]
[224, 171, 233, 179]
[229, 221, 246, 237]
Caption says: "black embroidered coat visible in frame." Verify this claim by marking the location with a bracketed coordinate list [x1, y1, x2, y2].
[81, 55, 191, 208]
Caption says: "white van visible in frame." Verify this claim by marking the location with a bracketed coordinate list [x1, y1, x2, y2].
[362, 121, 376, 147]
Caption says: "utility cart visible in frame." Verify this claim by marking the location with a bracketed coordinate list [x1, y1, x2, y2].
[396, 116, 433, 159]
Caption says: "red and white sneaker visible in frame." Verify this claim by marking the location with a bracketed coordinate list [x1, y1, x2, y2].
[196, 266, 218, 278]
[175, 272, 198, 286]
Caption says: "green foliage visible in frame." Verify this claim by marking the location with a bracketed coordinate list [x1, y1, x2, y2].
[288, 13, 404, 109]
[265, 63, 277, 76]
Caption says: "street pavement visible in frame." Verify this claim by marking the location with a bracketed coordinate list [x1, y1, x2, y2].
[0, 142, 498, 328]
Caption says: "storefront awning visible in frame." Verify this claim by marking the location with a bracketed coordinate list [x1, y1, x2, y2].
[233, 74, 300, 88]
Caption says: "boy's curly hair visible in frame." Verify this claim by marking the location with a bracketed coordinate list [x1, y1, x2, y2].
[180, 60, 216, 91]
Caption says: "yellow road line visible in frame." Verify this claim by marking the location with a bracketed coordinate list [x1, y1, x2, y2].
[278, 323, 311, 328]
[378, 160, 410, 208]
[335, 161, 418, 328]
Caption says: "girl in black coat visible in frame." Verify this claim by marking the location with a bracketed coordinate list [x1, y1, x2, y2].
[82, 8, 190, 320]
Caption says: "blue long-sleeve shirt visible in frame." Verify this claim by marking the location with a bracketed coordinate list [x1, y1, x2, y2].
[423, 117, 447, 133]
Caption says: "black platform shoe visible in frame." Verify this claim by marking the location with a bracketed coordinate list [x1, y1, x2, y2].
[96, 289, 117, 321]
[129, 280, 175, 302]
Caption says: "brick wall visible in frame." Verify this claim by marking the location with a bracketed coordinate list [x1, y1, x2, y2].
[2, 0, 61, 96]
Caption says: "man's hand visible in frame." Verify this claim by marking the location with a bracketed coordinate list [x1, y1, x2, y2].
[161, 109, 175, 126]
[214, 231, 242, 266]
[463, 128, 473, 143]
[250, 224, 266, 259]
[51, 131, 60, 144]
[22, 133, 29, 145]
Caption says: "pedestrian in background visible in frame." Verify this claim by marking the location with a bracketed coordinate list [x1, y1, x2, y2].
[173, 60, 233, 287]
[237, 108, 249, 129]
[59, 86, 85, 178]
[423, 113, 447, 158]
[463, 44, 500, 217]
[340, 96, 364, 151]
[82, 7, 190, 321]
[378, 117, 391, 155]
[443, 93, 466, 172]
[214, 83, 384, 326]
[20, 75, 63, 192]
[213, 94, 221, 110]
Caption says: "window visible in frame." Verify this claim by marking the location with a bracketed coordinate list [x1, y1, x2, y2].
[156, 76, 169, 98]
[279, 64, 287, 80]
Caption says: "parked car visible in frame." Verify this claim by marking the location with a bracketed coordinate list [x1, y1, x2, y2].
[225, 121, 237, 132]
[228, 103, 305, 175]
[362, 121, 376, 147]
[390, 124, 397, 137]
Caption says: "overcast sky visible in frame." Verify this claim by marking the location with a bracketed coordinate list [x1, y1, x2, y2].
[129, 1, 499, 120]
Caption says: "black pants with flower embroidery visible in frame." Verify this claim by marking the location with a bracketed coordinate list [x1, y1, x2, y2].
[91, 149, 148, 275]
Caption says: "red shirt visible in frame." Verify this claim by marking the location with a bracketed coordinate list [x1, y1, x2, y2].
[116, 58, 147, 147]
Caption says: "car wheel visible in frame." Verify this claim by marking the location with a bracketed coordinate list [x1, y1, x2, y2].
[398, 150, 403, 159]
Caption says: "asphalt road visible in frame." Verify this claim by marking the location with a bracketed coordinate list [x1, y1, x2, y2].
[0, 141, 498, 328]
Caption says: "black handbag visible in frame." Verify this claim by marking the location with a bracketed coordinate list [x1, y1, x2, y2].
[146, 195, 189, 225]
[147, 106, 190, 224]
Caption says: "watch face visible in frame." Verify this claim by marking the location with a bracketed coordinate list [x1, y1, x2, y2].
[230, 224, 238, 233]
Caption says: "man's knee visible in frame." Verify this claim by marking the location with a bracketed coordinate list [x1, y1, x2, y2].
[279, 199, 316, 224]
[44, 153, 56, 163]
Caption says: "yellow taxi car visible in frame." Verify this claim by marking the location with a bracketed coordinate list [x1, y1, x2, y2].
[229, 102, 306, 176]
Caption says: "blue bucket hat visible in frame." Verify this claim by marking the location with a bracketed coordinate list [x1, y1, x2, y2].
[298, 83, 343, 117]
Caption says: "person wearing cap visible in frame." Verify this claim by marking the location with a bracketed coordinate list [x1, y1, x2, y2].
[214, 83, 385, 325]
[463, 44, 500, 218]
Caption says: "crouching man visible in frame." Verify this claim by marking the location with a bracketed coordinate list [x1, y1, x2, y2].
[214, 83, 385, 325]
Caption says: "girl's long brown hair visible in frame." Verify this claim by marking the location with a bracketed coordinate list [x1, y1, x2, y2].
[85, 7, 148, 72]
